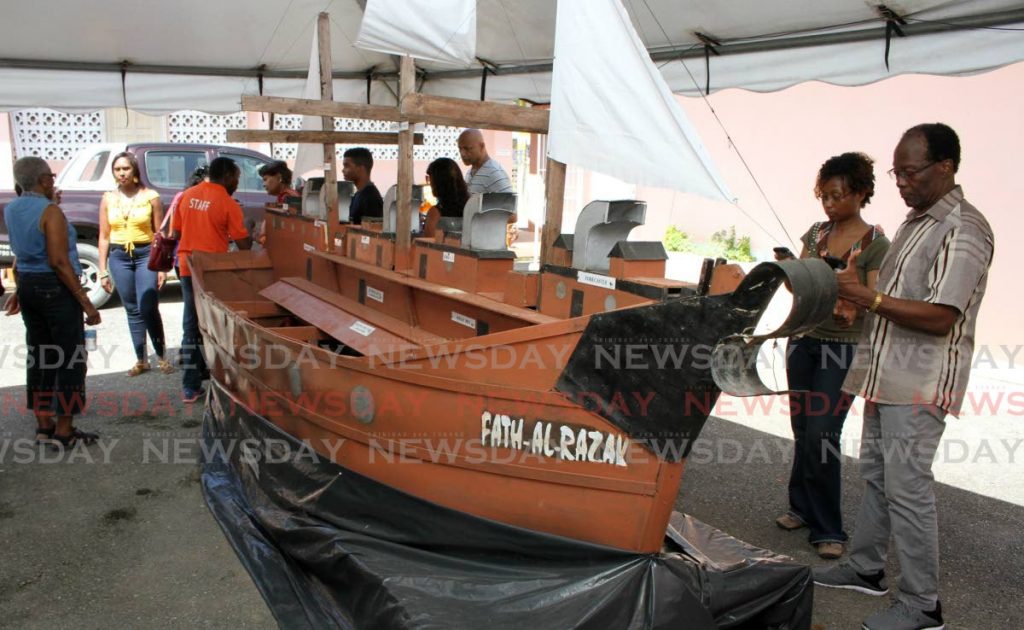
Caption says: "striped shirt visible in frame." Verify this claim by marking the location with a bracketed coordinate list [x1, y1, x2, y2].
[465, 158, 513, 194]
[842, 186, 993, 416]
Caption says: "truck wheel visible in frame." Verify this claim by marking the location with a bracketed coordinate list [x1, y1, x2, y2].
[77, 242, 112, 309]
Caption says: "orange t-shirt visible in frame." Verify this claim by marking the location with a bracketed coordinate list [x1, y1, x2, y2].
[171, 182, 248, 276]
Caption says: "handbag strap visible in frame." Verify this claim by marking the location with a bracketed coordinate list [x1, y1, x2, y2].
[157, 197, 175, 234]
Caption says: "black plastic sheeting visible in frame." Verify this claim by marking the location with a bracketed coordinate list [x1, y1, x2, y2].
[201, 382, 812, 629]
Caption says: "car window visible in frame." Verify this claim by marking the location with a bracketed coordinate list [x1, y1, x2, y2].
[146, 151, 208, 190]
[79, 150, 110, 183]
[221, 153, 270, 193]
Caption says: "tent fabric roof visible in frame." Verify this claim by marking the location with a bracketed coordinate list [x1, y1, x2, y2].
[0, 0, 1022, 113]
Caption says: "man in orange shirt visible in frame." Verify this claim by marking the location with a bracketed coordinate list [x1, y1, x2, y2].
[169, 157, 251, 402]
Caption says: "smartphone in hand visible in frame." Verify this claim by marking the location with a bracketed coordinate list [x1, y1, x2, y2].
[773, 246, 795, 260]
[823, 254, 847, 270]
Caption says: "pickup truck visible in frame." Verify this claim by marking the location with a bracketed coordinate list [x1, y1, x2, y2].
[0, 142, 277, 308]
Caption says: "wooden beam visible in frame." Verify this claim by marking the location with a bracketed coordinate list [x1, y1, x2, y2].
[395, 55, 416, 271]
[318, 12, 338, 229]
[401, 93, 549, 134]
[241, 95, 400, 122]
[541, 159, 566, 265]
[225, 130, 424, 144]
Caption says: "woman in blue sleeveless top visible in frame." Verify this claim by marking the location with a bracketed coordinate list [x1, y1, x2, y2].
[4, 157, 103, 448]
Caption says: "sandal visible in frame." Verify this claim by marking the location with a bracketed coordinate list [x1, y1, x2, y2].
[51, 427, 99, 449]
[35, 426, 56, 445]
[128, 361, 151, 377]
[157, 358, 174, 375]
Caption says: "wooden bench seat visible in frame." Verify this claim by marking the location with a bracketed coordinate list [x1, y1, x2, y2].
[259, 277, 448, 358]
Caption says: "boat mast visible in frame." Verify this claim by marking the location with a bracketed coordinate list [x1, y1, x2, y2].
[317, 12, 339, 228]
[395, 55, 415, 271]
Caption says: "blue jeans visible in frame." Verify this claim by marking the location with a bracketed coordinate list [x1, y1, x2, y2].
[179, 274, 207, 392]
[785, 336, 856, 544]
[109, 243, 165, 361]
[17, 272, 87, 416]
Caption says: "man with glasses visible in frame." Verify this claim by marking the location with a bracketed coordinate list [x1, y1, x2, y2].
[813, 123, 994, 630]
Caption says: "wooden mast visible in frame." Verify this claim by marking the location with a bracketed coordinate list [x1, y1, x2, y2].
[237, 16, 563, 267]
[395, 55, 416, 271]
[317, 12, 338, 227]
[541, 159, 566, 265]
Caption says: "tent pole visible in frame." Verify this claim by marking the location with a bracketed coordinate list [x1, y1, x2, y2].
[318, 12, 339, 232]
[395, 55, 416, 271]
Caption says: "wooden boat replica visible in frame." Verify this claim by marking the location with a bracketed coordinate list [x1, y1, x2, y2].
[189, 190, 836, 553]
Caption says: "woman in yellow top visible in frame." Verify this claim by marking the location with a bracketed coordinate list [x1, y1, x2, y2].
[98, 152, 172, 376]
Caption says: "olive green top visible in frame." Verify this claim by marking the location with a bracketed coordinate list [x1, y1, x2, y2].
[800, 223, 891, 342]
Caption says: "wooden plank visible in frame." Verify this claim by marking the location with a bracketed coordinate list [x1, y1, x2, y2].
[225, 129, 424, 145]
[541, 159, 566, 265]
[265, 325, 325, 343]
[240, 95, 399, 121]
[313, 249, 559, 326]
[402, 93, 550, 134]
[280, 277, 447, 346]
[318, 12, 338, 228]
[223, 300, 288, 318]
[395, 55, 416, 271]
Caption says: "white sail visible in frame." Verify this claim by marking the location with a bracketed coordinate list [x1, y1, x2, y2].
[548, 0, 734, 203]
[356, 0, 476, 66]
[292, 29, 325, 178]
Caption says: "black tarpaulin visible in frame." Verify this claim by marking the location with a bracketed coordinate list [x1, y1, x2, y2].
[200, 382, 812, 629]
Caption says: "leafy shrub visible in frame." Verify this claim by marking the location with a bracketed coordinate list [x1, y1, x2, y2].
[662, 225, 754, 262]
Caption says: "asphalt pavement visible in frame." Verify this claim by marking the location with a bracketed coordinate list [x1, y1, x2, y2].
[1, 285, 1022, 629]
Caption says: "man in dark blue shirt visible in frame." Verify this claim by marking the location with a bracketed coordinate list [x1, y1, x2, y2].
[342, 147, 383, 225]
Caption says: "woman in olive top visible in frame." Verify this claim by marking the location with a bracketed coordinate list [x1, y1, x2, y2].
[774, 152, 890, 560]
[98, 152, 172, 376]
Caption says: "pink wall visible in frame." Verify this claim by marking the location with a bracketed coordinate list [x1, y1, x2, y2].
[629, 62, 1024, 349]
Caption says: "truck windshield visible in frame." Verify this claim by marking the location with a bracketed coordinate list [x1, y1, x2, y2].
[147, 151, 208, 190]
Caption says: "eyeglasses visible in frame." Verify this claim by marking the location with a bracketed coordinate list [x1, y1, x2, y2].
[887, 162, 937, 181]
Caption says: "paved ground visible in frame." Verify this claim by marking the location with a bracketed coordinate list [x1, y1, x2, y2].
[1, 285, 1022, 628]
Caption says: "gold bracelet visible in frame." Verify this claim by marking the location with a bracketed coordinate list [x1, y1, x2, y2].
[868, 292, 884, 313]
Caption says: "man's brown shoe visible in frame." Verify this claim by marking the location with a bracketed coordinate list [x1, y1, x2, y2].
[816, 542, 844, 559]
[775, 514, 805, 531]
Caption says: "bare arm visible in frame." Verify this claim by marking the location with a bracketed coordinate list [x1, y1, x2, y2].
[4, 258, 19, 315]
[837, 264, 958, 336]
[98, 194, 110, 276]
[42, 205, 101, 323]
[150, 195, 164, 235]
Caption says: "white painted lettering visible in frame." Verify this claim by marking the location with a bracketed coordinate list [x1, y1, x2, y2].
[587, 431, 603, 462]
[574, 428, 588, 462]
[480, 411, 492, 447]
[559, 426, 575, 461]
[531, 422, 545, 455]
[615, 435, 629, 467]
[510, 417, 524, 451]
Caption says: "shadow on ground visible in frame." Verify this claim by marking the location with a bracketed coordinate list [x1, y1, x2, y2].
[678, 416, 1024, 630]
[0, 370, 274, 628]
[1, 365, 1021, 628]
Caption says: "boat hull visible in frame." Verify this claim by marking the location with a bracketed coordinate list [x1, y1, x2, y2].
[192, 251, 684, 553]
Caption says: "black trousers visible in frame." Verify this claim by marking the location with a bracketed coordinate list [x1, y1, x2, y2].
[17, 272, 87, 416]
[785, 336, 856, 544]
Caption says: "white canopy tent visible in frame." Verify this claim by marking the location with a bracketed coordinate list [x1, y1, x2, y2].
[0, 0, 1021, 113]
